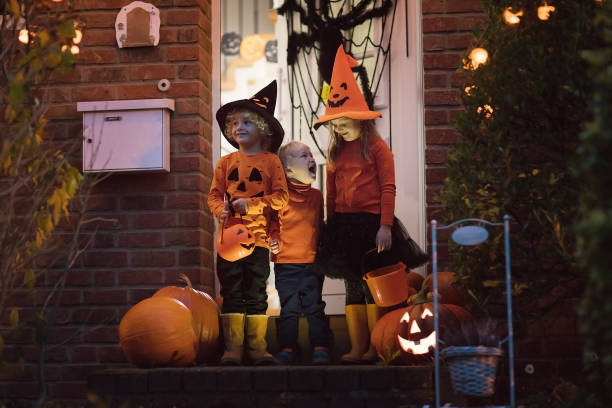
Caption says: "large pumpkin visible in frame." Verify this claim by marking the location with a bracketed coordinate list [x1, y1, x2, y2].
[370, 300, 474, 364]
[406, 271, 424, 292]
[119, 297, 197, 368]
[153, 274, 221, 363]
[422, 271, 466, 306]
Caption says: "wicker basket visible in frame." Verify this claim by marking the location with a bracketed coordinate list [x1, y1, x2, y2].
[441, 346, 503, 397]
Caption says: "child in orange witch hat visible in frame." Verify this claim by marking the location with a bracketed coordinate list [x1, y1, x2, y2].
[313, 45, 428, 364]
[208, 80, 288, 365]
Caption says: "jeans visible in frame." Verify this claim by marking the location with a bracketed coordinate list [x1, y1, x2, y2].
[274, 263, 329, 350]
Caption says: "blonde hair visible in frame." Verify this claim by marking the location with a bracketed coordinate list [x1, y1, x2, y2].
[327, 119, 375, 163]
[277, 141, 308, 168]
[224, 108, 273, 151]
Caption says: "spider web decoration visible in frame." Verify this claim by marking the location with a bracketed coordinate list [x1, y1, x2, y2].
[277, 0, 398, 157]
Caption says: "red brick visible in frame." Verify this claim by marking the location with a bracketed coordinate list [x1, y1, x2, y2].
[74, 85, 117, 101]
[426, 128, 458, 144]
[130, 251, 176, 267]
[447, 0, 484, 13]
[424, 73, 448, 89]
[426, 166, 448, 183]
[159, 26, 177, 43]
[98, 345, 126, 363]
[86, 196, 117, 211]
[171, 156, 205, 172]
[82, 66, 129, 82]
[121, 195, 165, 210]
[44, 104, 80, 120]
[422, 0, 445, 13]
[457, 15, 487, 31]
[80, 12, 117, 27]
[177, 174, 207, 191]
[425, 90, 460, 106]
[44, 87, 72, 103]
[423, 34, 446, 51]
[47, 68, 83, 83]
[448, 33, 474, 50]
[46, 327, 81, 344]
[178, 63, 199, 79]
[130, 288, 158, 303]
[165, 230, 200, 246]
[168, 81, 201, 98]
[93, 269, 116, 285]
[74, 0, 126, 10]
[166, 193, 202, 210]
[71, 346, 98, 362]
[179, 249, 205, 266]
[84, 290, 128, 305]
[118, 269, 164, 285]
[72, 308, 118, 324]
[83, 327, 118, 343]
[423, 53, 462, 70]
[117, 83, 163, 99]
[426, 147, 449, 164]
[83, 251, 128, 267]
[451, 71, 467, 87]
[130, 64, 176, 80]
[168, 45, 199, 61]
[166, 8, 200, 25]
[78, 48, 119, 64]
[118, 47, 165, 63]
[178, 211, 202, 227]
[132, 213, 177, 228]
[175, 98, 200, 115]
[118, 232, 164, 248]
[423, 17, 457, 33]
[425, 109, 449, 125]
[82, 29, 116, 46]
[177, 27, 199, 43]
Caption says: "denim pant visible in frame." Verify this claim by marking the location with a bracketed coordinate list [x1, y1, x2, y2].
[217, 246, 270, 315]
[274, 263, 329, 350]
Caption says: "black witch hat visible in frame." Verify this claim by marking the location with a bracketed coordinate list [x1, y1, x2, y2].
[215, 80, 284, 153]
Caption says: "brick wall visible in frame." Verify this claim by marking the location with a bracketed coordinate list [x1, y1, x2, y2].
[1, 0, 214, 404]
[422, 0, 486, 263]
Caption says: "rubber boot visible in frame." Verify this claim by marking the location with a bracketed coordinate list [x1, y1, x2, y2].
[245, 315, 275, 365]
[220, 313, 245, 365]
[361, 304, 385, 363]
[340, 304, 369, 364]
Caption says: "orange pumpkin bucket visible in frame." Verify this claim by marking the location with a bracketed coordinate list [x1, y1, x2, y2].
[363, 261, 408, 307]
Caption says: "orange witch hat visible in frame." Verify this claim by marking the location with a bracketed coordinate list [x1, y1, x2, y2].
[313, 45, 382, 129]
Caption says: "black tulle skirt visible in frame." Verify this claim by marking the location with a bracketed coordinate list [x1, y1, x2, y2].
[314, 212, 429, 281]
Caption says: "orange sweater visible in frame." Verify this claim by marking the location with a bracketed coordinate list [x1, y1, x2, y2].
[208, 151, 288, 248]
[326, 132, 396, 226]
[269, 181, 323, 263]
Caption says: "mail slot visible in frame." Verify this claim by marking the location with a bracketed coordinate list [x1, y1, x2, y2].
[77, 98, 174, 173]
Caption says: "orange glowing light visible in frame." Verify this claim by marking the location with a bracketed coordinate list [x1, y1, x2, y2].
[397, 309, 437, 355]
[18, 29, 30, 44]
[73, 29, 82, 44]
[465, 85, 476, 95]
[538, 4, 556, 20]
[503, 8, 523, 24]
[469, 47, 488, 69]
[70, 45, 80, 55]
[477, 104, 494, 118]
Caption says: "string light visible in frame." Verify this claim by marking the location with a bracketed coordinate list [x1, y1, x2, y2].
[465, 85, 476, 95]
[18, 29, 29, 44]
[477, 104, 493, 118]
[73, 29, 82, 44]
[70, 45, 80, 54]
[503, 8, 523, 25]
[469, 48, 489, 69]
[538, 3, 556, 20]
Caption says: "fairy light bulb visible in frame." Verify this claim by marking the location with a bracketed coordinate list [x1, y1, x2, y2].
[18, 29, 29, 44]
[469, 47, 488, 69]
[73, 29, 82, 44]
[70, 45, 80, 54]
[538, 4, 556, 20]
[503, 8, 523, 25]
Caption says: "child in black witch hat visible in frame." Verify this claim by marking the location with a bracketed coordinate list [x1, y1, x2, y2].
[208, 80, 288, 365]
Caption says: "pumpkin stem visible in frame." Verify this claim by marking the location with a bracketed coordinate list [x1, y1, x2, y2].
[409, 285, 438, 305]
[178, 273, 193, 288]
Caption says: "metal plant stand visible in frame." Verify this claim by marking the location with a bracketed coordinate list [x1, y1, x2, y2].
[431, 215, 515, 408]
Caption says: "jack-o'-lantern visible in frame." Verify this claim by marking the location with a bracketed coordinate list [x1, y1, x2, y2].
[370, 291, 474, 364]
[220, 32, 242, 56]
[216, 222, 255, 262]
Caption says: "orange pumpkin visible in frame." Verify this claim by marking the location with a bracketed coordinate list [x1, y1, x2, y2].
[422, 271, 466, 306]
[119, 297, 197, 368]
[153, 274, 221, 363]
[406, 271, 424, 292]
[371, 299, 473, 365]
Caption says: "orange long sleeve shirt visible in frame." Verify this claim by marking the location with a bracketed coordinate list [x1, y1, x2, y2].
[208, 151, 288, 248]
[269, 181, 323, 264]
[326, 132, 396, 226]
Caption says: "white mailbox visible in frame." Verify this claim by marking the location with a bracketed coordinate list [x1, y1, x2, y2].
[77, 98, 174, 173]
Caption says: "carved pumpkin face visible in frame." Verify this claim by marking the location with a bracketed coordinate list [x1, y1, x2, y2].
[398, 306, 436, 355]
[221, 32, 242, 56]
[216, 224, 255, 262]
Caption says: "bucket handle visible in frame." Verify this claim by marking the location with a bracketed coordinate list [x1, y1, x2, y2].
[219, 192, 244, 244]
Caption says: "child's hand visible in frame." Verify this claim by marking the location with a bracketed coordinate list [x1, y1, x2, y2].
[376, 225, 392, 253]
[220, 194, 231, 224]
[269, 238, 279, 254]
[231, 198, 248, 215]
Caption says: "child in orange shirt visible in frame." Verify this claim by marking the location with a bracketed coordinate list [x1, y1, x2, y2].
[313, 46, 428, 364]
[208, 81, 288, 365]
[269, 141, 330, 365]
